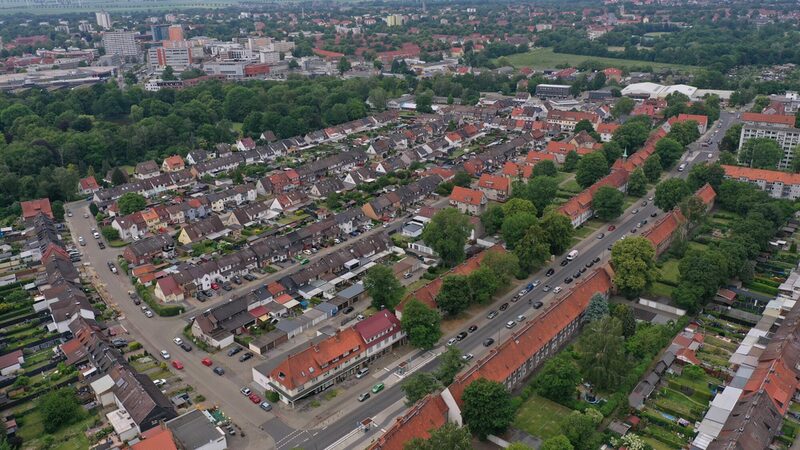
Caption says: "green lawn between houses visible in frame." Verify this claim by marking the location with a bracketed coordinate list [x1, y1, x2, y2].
[17, 408, 95, 450]
[513, 394, 573, 440]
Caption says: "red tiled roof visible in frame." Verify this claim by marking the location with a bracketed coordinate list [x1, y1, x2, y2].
[642, 209, 686, 250]
[369, 395, 448, 450]
[20, 198, 53, 220]
[525, 151, 556, 164]
[695, 183, 716, 206]
[267, 282, 286, 296]
[478, 173, 510, 192]
[449, 186, 484, 206]
[271, 328, 363, 390]
[547, 110, 599, 124]
[741, 112, 796, 126]
[596, 123, 619, 134]
[545, 141, 577, 155]
[354, 310, 401, 347]
[249, 305, 269, 318]
[132, 426, 178, 450]
[0, 350, 22, 370]
[426, 167, 455, 181]
[79, 176, 100, 190]
[163, 155, 184, 169]
[447, 267, 614, 407]
[275, 293, 294, 305]
[722, 164, 800, 185]
[157, 276, 182, 296]
[676, 113, 708, 127]
[502, 161, 533, 179]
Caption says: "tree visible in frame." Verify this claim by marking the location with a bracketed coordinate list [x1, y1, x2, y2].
[435, 346, 464, 385]
[532, 353, 580, 404]
[110, 167, 127, 186]
[602, 141, 623, 165]
[643, 154, 663, 182]
[687, 162, 725, 191]
[402, 372, 442, 405]
[541, 212, 574, 255]
[739, 137, 783, 169]
[655, 178, 691, 211]
[514, 223, 551, 274]
[501, 213, 538, 250]
[117, 192, 147, 215]
[288, 59, 300, 70]
[627, 168, 647, 197]
[437, 275, 472, 316]
[612, 303, 636, 338]
[481, 204, 505, 235]
[680, 195, 708, 227]
[654, 138, 684, 168]
[541, 435, 574, 450]
[584, 293, 609, 322]
[574, 119, 595, 134]
[625, 323, 671, 359]
[468, 267, 499, 304]
[461, 378, 515, 439]
[337, 57, 352, 75]
[401, 300, 442, 350]
[612, 120, 649, 153]
[507, 444, 536, 450]
[719, 123, 742, 153]
[422, 208, 471, 267]
[369, 88, 387, 111]
[611, 96, 635, 118]
[560, 410, 603, 450]
[452, 171, 472, 187]
[40, 388, 82, 433]
[576, 317, 627, 390]
[611, 237, 657, 297]
[481, 251, 520, 285]
[532, 160, 557, 177]
[101, 226, 119, 242]
[502, 198, 537, 217]
[667, 121, 701, 146]
[526, 176, 559, 211]
[405, 423, 472, 450]
[683, 365, 705, 380]
[364, 265, 405, 311]
[416, 91, 433, 113]
[161, 65, 176, 80]
[592, 186, 624, 221]
[575, 152, 608, 188]
[563, 151, 580, 172]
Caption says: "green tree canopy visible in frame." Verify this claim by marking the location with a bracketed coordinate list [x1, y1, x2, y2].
[642, 154, 663, 182]
[364, 265, 405, 311]
[422, 208, 471, 267]
[401, 372, 442, 405]
[584, 293, 610, 323]
[532, 353, 581, 404]
[576, 317, 627, 390]
[532, 160, 558, 177]
[654, 137, 684, 168]
[436, 275, 472, 316]
[667, 120, 701, 146]
[611, 96, 635, 118]
[501, 212, 538, 250]
[39, 388, 83, 433]
[461, 378, 515, 440]
[404, 423, 472, 450]
[541, 435, 574, 450]
[541, 212, 574, 255]
[655, 178, 691, 211]
[515, 223, 551, 274]
[117, 192, 147, 215]
[575, 152, 609, 188]
[739, 137, 783, 169]
[435, 346, 464, 385]
[480, 204, 505, 235]
[611, 236, 657, 297]
[563, 151, 580, 172]
[627, 168, 648, 197]
[401, 300, 442, 350]
[592, 186, 624, 221]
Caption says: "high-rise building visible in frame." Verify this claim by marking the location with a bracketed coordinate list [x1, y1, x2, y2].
[168, 25, 184, 42]
[102, 31, 138, 57]
[148, 47, 192, 71]
[738, 113, 800, 170]
[151, 24, 170, 41]
[385, 14, 407, 26]
[95, 11, 112, 30]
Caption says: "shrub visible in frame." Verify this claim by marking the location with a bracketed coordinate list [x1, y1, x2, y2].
[266, 391, 279, 403]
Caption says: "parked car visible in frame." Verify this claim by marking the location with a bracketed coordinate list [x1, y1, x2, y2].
[240, 387, 252, 396]
[201, 358, 213, 366]
[499, 302, 509, 311]
[542, 284, 551, 292]
[461, 353, 474, 362]
[483, 338, 495, 347]
[222, 283, 233, 291]
[144, 310, 153, 318]
[607, 225, 616, 231]
[355, 367, 369, 379]
[249, 393, 262, 404]
[456, 332, 468, 341]
[213, 367, 225, 376]
[172, 360, 184, 370]
[259, 401, 272, 411]
[159, 350, 170, 359]
[153, 379, 166, 388]
[98, 241, 106, 249]
[239, 352, 254, 362]
[211, 283, 220, 290]
[371, 383, 384, 393]
[468, 325, 478, 333]
[173, 337, 183, 346]
[505, 321, 517, 329]
[232, 275, 242, 285]
[487, 310, 498, 319]
[180, 343, 192, 352]
[358, 393, 370, 402]
[243, 274, 256, 281]
[446, 337, 457, 346]
[227, 346, 242, 357]
[545, 268, 555, 277]
[532, 301, 544, 309]
[342, 306, 354, 314]
[553, 286, 562, 294]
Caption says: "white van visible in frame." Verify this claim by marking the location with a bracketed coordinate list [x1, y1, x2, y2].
[678, 163, 686, 172]
[567, 249, 579, 260]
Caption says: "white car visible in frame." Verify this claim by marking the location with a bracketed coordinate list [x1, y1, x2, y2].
[505, 321, 517, 329]
[173, 337, 184, 346]
[446, 337, 457, 346]
[461, 353, 474, 362]
[144, 310, 154, 318]
[159, 350, 171, 359]
[553, 286, 562, 294]
[153, 379, 167, 387]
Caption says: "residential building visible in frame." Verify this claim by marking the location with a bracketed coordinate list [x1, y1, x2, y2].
[721, 165, 800, 200]
[102, 31, 138, 57]
[477, 173, 510, 202]
[95, 11, 112, 29]
[150, 24, 170, 41]
[738, 113, 800, 170]
[148, 47, 192, 71]
[122, 234, 175, 266]
[165, 409, 227, 450]
[21, 198, 54, 223]
[546, 110, 600, 131]
[79, 176, 101, 195]
[449, 186, 486, 216]
[155, 276, 184, 303]
[535, 84, 571, 99]
[177, 215, 229, 245]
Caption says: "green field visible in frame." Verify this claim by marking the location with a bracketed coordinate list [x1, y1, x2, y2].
[514, 394, 573, 439]
[496, 48, 696, 72]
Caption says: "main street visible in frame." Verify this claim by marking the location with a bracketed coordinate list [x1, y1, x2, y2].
[65, 109, 737, 450]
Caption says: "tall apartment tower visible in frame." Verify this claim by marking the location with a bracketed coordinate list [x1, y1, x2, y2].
[95, 11, 111, 30]
[102, 31, 138, 57]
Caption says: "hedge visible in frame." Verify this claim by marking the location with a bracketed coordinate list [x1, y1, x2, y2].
[742, 282, 778, 296]
[135, 284, 184, 316]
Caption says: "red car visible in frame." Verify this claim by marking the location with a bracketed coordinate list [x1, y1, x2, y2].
[172, 360, 184, 370]
[211, 283, 220, 290]
[607, 225, 616, 231]
[249, 393, 261, 404]
[201, 357, 213, 366]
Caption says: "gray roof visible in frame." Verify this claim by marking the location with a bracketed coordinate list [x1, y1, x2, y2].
[337, 282, 364, 300]
[166, 409, 224, 449]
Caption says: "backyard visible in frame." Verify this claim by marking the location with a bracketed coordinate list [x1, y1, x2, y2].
[513, 394, 574, 440]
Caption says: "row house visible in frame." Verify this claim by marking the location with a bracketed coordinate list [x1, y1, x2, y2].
[291, 218, 341, 248]
[112, 212, 146, 241]
[122, 234, 176, 266]
[296, 151, 367, 182]
[164, 198, 208, 225]
[161, 155, 185, 172]
[257, 171, 298, 196]
[252, 310, 405, 406]
[343, 167, 377, 189]
[190, 154, 245, 178]
[477, 173, 510, 202]
[721, 165, 800, 200]
[374, 155, 409, 174]
[236, 137, 256, 151]
[250, 234, 301, 264]
[206, 185, 254, 213]
[185, 149, 209, 166]
[225, 201, 274, 228]
[502, 161, 534, 180]
[177, 215, 230, 245]
[596, 123, 619, 142]
[309, 178, 346, 200]
[444, 123, 483, 146]
[78, 176, 101, 195]
[361, 175, 442, 221]
[559, 169, 630, 227]
[134, 160, 160, 180]
[334, 207, 369, 234]
[270, 191, 311, 214]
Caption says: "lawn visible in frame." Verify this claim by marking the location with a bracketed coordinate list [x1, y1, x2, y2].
[559, 179, 582, 194]
[17, 408, 95, 450]
[553, 171, 571, 185]
[649, 282, 674, 298]
[659, 259, 680, 284]
[496, 47, 696, 72]
[575, 224, 599, 239]
[513, 394, 573, 440]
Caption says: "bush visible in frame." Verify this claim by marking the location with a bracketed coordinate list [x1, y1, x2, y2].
[128, 342, 142, 351]
[266, 391, 279, 403]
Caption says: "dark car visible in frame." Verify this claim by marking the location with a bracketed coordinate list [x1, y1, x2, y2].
[574, 271, 581, 278]
[499, 302, 509, 311]
[232, 275, 242, 285]
[456, 331, 468, 341]
[545, 268, 555, 277]
[586, 261, 594, 268]
[180, 343, 192, 352]
[564, 277, 573, 284]
[239, 352, 254, 362]
[98, 241, 106, 249]
[213, 367, 225, 376]
[222, 283, 233, 291]
[111, 339, 128, 348]
[630, 228, 637, 233]
[650, 212, 658, 218]
[593, 257, 601, 264]
[579, 267, 587, 273]
[560, 259, 569, 266]
[342, 306, 354, 314]
[468, 325, 478, 333]
[227, 347, 242, 357]
[483, 338, 495, 347]
[532, 301, 544, 309]
[243, 273, 257, 281]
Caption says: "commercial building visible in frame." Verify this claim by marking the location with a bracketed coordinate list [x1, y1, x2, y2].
[738, 113, 800, 170]
[150, 24, 170, 41]
[535, 84, 571, 99]
[95, 11, 111, 30]
[148, 47, 192, 71]
[102, 31, 138, 57]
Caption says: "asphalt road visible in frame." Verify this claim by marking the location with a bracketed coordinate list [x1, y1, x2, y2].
[63, 110, 738, 450]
